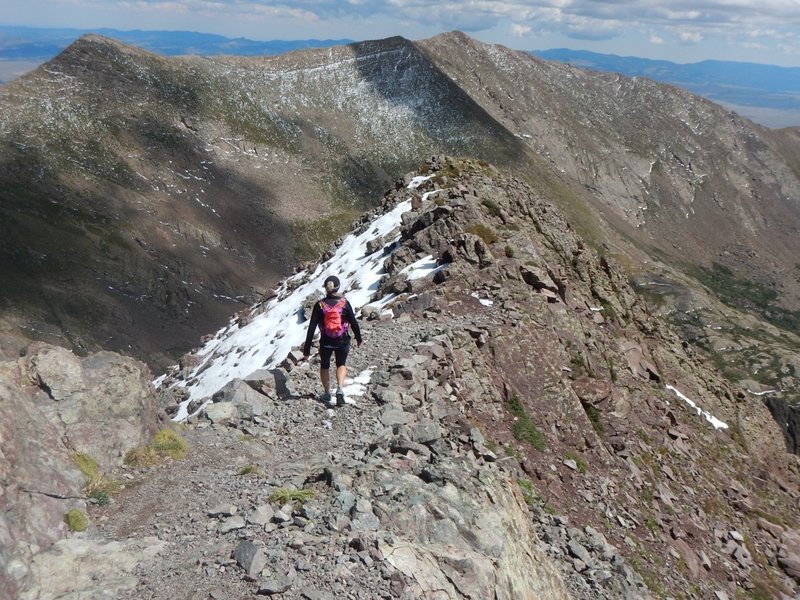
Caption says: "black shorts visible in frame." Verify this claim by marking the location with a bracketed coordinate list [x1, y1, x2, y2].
[319, 344, 350, 369]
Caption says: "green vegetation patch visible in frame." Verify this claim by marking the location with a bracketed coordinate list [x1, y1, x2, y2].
[517, 477, 558, 513]
[692, 262, 800, 333]
[72, 453, 100, 479]
[517, 477, 536, 506]
[629, 556, 668, 598]
[580, 400, 604, 434]
[236, 465, 263, 476]
[72, 452, 119, 504]
[465, 223, 499, 245]
[269, 487, 315, 506]
[124, 428, 188, 467]
[481, 198, 502, 217]
[151, 429, 188, 459]
[564, 451, 588, 474]
[507, 394, 546, 451]
[65, 508, 89, 532]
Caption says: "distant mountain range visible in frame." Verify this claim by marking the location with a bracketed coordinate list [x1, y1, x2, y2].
[1, 25, 798, 127]
[0, 25, 352, 58]
[532, 48, 800, 129]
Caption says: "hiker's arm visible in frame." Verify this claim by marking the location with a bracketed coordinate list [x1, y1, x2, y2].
[346, 301, 362, 344]
[303, 303, 321, 356]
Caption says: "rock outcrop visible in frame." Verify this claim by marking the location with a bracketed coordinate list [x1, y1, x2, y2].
[0, 343, 164, 597]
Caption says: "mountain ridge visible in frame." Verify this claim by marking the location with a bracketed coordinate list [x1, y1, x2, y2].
[6, 156, 799, 599]
[0, 24, 353, 60]
[4, 25, 798, 128]
[1, 31, 799, 438]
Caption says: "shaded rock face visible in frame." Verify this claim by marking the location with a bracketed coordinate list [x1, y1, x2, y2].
[0, 34, 526, 370]
[0, 343, 164, 596]
[765, 396, 800, 454]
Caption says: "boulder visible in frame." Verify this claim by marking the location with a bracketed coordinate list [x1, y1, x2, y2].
[205, 402, 239, 424]
[1, 343, 164, 596]
[213, 378, 271, 418]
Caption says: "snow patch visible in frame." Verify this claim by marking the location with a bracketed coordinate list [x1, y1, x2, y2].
[666, 385, 728, 430]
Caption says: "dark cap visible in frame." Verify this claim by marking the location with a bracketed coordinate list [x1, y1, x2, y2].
[323, 275, 340, 290]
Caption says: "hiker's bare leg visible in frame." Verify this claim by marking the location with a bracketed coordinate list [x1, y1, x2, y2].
[336, 365, 347, 387]
[320, 368, 330, 392]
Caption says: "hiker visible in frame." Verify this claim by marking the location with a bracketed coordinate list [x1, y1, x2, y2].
[302, 275, 362, 407]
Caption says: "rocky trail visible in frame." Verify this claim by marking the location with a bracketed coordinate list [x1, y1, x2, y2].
[21, 307, 650, 600]
[97, 317, 443, 599]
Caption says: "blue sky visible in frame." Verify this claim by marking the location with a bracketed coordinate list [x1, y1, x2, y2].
[2, 0, 799, 66]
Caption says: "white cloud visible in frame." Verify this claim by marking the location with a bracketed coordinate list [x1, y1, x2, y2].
[511, 23, 532, 37]
[650, 34, 665, 45]
[679, 31, 704, 43]
[565, 15, 624, 41]
[778, 42, 800, 56]
[740, 41, 767, 51]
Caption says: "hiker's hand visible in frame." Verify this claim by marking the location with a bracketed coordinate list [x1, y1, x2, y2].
[357, 340, 362, 348]
[303, 353, 309, 361]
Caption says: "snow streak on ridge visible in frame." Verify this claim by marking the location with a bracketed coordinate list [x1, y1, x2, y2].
[164, 176, 436, 418]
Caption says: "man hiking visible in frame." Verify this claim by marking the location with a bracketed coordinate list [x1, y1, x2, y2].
[302, 275, 362, 407]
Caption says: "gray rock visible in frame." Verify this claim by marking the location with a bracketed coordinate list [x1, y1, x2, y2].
[19, 536, 167, 600]
[567, 540, 592, 565]
[353, 498, 373, 514]
[351, 512, 381, 531]
[272, 510, 292, 524]
[204, 402, 238, 424]
[0, 343, 163, 596]
[411, 419, 442, 444]
[248, 505, 275, 526]
[258, 576, 293, 595]
[299, 590, 334, 600]
[380, 405, 412, 427]
[28, 345, 83, 400]
[208, 504, 238, 517]
[214, 378, 272, 418]
[219, 516, 247, 533]
[234, 540, 267, 579]
[469, 427, 486, 446]
[374, 388, 402, 405]
[336, 491, 357, 512]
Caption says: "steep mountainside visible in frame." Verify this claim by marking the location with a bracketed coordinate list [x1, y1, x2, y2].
[0, 34, 532, 368]
[417, 32, 800, 420]
[419, 33, 800, 309]
[532, 48, 800, 128]
[1, 32, 799, 414]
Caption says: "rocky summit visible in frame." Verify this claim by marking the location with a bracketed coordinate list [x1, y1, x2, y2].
[6, 157, 799, 600]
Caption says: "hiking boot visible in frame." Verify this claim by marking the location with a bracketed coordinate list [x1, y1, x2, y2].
[321, 391, 333, 406]
[335, 387, 345, 407]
